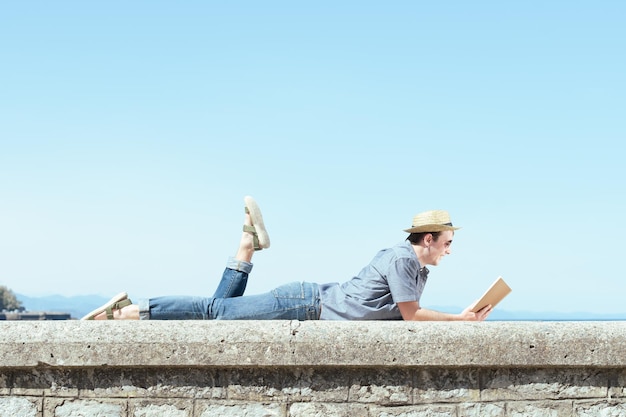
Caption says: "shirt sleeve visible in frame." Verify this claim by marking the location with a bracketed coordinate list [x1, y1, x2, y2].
[386, 257, 420, 303]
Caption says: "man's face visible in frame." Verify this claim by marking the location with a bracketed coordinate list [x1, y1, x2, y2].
[425, 230, 454, 266]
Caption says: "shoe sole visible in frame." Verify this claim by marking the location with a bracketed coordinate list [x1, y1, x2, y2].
[244, 196, 270, 249]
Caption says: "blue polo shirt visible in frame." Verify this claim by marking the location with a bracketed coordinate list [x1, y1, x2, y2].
[319, 240, 428, 320]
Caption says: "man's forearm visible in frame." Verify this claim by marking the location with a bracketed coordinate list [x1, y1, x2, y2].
[410, 307, 461, 321]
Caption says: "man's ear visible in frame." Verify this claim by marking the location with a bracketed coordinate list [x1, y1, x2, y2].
[424, 233, 433, 245]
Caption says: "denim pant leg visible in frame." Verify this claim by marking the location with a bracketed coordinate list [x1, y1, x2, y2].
[212, 257, 253, 298]
[141, 295, 213, 320]
[139, 282, 321, 320]
[210, 282, 321, 320]
[138, 257, 253, 320]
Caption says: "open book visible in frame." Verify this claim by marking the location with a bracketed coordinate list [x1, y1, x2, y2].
[469, 276, 512, 313]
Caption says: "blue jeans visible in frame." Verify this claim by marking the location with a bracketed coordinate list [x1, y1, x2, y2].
[138, 257, 321, 320]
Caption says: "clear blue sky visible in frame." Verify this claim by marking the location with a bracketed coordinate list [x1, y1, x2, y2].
[1, 1, 624, 316]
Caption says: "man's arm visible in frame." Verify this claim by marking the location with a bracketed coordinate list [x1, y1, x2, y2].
[397, 301, 492, 321]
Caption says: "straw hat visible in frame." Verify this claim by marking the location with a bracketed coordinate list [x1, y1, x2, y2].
[403, 210, 460, 233]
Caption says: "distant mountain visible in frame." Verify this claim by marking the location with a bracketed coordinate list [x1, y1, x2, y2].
[16, 294, 109, 320]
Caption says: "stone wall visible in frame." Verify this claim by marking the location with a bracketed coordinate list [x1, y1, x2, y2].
[0, 311, 71, 320]
[2, 321, 626, 416]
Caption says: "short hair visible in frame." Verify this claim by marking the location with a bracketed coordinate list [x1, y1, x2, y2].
[406, 231, 442, 245]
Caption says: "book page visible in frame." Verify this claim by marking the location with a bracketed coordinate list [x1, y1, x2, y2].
[469, 276, 512, 313]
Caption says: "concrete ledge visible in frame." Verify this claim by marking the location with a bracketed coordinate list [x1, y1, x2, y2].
[4, 321, 626, 416]
[2, 321, 626, 369]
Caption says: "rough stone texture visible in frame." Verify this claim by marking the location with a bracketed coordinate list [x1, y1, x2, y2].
[197, 402, 284, 417]
[2, 321, 626, 416]
[44, 398, 126, 416]
[3, 321, 626, 368]
[0, 397, 39, 417]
